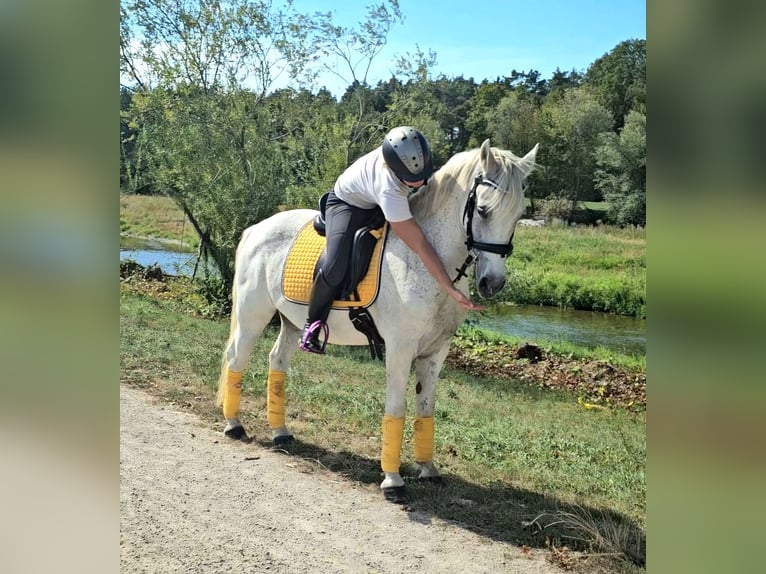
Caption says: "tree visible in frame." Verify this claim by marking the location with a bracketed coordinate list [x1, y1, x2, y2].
[595, 110, 646, 225]
[584, 39, 646, 129]
[507, 69, 549, 103]
[120, 0, 323, 97]
[120, 0, 401, 294]
[547, 68, 583, 100]
[538, 87, 612, 210]
[465, 81, 512, 147]
[120, 0, 326, 287]
[383, 47, 451, 166]
[486, 92, 540, 158]
[485, 91, 542, 209]
[120, 87, 148, 194]
[263, 87, 348, 208]
[429, 75, 476, 155]
[311, 1, 405, 166]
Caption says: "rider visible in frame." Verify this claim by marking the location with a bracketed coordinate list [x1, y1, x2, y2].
[299, 126, 483, 354]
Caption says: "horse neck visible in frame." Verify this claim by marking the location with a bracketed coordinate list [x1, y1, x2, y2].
[409, 173, 470, 263]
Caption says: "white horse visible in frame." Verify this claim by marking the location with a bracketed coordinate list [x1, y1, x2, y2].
[216, 139, 537, 502]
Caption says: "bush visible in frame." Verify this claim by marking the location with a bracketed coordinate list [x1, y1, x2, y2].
[536, 197, 572, 219]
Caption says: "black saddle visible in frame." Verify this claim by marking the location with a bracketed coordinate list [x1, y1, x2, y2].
[312, 192, 386, 301]
[312, 192, 386, 360]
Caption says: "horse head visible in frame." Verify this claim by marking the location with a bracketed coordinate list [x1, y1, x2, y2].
[469, 139, 538, 298]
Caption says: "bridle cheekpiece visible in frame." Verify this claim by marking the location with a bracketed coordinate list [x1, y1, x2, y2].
[452, 173, 515, 284]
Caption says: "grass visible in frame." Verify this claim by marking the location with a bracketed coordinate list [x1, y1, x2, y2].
[120, 284, 645, 571]
[457, 323, 645, 372]
[580, 201, 610, 219]
[501, 221, 646, 317]
[119, 194, 199, 248]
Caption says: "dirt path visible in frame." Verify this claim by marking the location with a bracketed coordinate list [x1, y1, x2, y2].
[120, 384, 562, 573]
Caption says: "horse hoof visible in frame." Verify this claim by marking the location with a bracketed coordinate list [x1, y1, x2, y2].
[224, 426, 250, 442]
[273, 434, 294, 446]
[382, 486, 406, 504]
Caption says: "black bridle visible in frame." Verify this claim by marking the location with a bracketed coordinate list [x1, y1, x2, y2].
[452, 173, 515, 284]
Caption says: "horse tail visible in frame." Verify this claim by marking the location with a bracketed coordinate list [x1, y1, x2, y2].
[215, 281, 239, 407]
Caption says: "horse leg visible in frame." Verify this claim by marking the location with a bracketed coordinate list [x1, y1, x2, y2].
[216, 286, 275, 441]
[266, 314, 301, 445]
[380, 344, 416, 503]
[414, 342, 451, 481]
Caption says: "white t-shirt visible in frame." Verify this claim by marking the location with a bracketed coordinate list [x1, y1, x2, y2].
[333, 148, 413, 223]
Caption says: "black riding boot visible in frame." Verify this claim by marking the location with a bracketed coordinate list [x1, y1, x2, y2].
[299, 272, 338, 354]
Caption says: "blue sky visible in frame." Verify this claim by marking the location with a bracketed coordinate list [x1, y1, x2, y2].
[285, 0, 645, 96]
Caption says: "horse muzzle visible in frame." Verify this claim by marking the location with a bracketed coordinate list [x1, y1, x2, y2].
[477, 274, 506, 298]
[474, 254, 507, 298]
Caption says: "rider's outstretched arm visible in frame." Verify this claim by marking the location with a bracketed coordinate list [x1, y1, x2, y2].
[389, 218, 484, 311]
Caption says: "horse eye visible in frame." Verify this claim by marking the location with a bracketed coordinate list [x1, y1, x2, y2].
[477, 205, 489, 219]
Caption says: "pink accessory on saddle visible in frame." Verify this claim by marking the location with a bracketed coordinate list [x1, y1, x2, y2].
[299, 320, 329, 354]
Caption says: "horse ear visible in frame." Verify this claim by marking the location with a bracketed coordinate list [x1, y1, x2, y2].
[479, 138, 501, 173]
[518, 143, 539, 178]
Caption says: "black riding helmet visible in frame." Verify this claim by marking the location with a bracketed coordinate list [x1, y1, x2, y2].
[382, 126, 434, 183]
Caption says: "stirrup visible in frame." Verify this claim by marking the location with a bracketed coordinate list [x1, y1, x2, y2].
[299, 320, 329, 354]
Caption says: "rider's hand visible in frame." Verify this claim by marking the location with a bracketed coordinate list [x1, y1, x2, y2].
[448, 287, 486, 311]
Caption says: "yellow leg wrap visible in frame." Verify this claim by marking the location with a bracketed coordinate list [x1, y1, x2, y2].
[381, 415, 405, 473]
[413, 416, 435, 463]
[222, 369, 244, 420]
[267, 370, 287, 429]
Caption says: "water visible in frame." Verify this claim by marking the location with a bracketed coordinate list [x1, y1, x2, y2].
[120, 240, 645, 355]
[120, 236, 202, 276]
[472, 303, 646, 356]
[120, 249, 200, 276]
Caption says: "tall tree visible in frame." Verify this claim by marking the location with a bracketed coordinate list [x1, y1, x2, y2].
[120, 0, 321, 97]
[264, 87, 347, 208]
[120, 87, 146, 194]
[429, 75, 476, 155]
[485, 91, 542, 208]
[507, 69, 549, 103]
[584, 39, 646, 130]
[486, 92, 540, 156]
[465, 81, 512, 147]
[120, 0, 324, 287]
[384, 46, 451, 165]
[310, 0, 404, 166]
[595, 110, 646, 225]
[121, 0, 404, 292]
[547, 68, 583, 100]
[538, 87, 612, 209]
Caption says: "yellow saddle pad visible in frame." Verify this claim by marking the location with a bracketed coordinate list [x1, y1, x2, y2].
[282, 220, 388, 309]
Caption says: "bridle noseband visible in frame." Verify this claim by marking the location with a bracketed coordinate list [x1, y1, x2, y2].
[452, 173, 515, 284]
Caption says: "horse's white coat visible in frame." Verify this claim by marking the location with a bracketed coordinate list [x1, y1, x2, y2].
[219, 139, 537, 493]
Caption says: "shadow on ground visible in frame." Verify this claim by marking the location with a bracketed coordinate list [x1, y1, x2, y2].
[252, 436, 646, 568]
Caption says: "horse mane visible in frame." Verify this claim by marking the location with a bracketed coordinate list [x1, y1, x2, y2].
[409, 144, 531, 221]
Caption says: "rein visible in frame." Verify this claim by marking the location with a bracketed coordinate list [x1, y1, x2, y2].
[451, 174, 515, 284]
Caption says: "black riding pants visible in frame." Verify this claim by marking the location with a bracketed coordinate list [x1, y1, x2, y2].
[307, 192, 384, 323]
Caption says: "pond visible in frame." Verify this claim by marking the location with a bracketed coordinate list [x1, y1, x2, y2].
[120, 238, 645, 356]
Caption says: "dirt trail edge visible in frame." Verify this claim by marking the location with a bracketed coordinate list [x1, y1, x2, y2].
[120, 384, 563, 573]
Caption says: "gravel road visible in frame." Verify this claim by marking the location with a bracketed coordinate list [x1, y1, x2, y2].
[120, 384, 563, 573]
